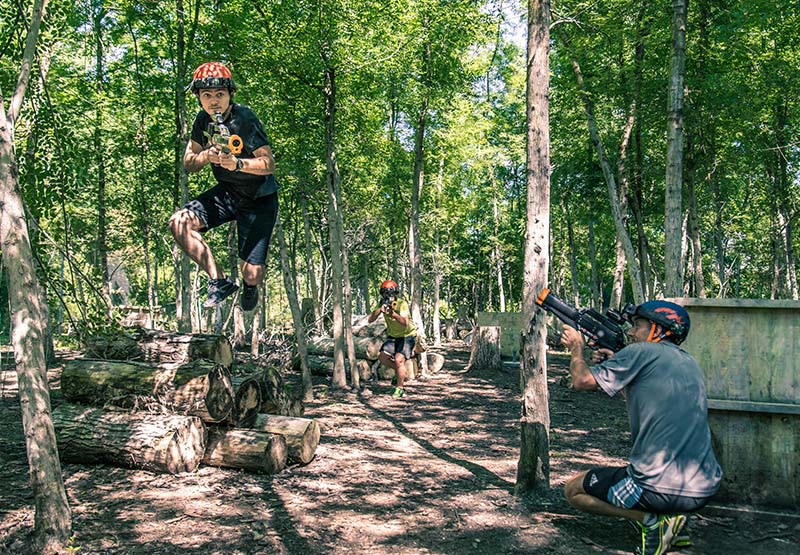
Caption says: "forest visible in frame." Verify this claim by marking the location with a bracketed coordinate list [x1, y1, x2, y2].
[1, 0, 796, 345]
[1, 0, 799, 553]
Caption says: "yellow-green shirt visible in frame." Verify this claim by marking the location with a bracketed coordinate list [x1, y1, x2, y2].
[381, 298, 417, 338]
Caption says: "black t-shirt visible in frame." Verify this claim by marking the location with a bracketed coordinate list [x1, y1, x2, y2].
[190, 103, 279, 198]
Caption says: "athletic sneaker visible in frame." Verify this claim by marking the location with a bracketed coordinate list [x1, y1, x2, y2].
[240, 283, 259, 311]
[668, 515, 692, 548]
[636, 515, 673, 555]
[391, 387, 405, 398]
[203, 277, 238, 308]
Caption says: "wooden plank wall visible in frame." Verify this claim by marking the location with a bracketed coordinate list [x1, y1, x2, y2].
[670, 298, 800, 510]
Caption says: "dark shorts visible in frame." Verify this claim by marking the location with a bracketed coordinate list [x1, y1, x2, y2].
[381, 336, 416, 360]
[183, 185, 278, 265]
[583, 466, 712, 514]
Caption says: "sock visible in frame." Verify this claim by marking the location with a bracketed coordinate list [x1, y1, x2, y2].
[642, 513, 659, 527]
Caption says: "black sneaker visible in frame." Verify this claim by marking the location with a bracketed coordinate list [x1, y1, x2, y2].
[203, 277, 238, 308]
[241, 283, 259, 311]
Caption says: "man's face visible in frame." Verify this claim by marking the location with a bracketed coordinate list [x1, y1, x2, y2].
[627, 317, 655, 343]
[197, 88, 231, 116]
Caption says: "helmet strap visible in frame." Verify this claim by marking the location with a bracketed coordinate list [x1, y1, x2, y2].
[646, 323, 663, 343]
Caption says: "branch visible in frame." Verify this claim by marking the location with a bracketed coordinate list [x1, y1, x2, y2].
[8, 0, 48, 124]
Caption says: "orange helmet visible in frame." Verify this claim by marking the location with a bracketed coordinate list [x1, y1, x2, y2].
[188, 62, 237, 94]
[379, 280, 398, 295]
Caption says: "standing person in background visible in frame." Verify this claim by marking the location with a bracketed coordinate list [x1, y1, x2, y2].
[560, 300, 722, 555]
[367, 280, 417, 398]
[169, 61, 278, 311]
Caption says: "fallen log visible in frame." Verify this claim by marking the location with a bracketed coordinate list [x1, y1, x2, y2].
[305, 355, 372, 381]
[61, 358, 234, 423]
[235, 363, 304, 418]
[202, 427, 287, 474]
[249, 414, 320, 465]
[84, 330, 233, 367]
[306, 335, 383, 360]
[428, 352, 445, 373]
[52, 403, 207, 474]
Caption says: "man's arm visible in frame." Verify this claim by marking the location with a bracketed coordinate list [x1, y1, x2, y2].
[560, 325, 599, 391]
[183, 139, 210, 172]
[233, 144, 274, 175]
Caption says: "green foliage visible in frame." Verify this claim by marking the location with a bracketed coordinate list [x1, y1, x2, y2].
[2, 0, 798, 343]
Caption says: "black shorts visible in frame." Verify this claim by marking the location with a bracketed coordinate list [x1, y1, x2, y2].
[183, 185, 278, 265]
[583, 466, 712, 514]
[381, 336, 416, 360]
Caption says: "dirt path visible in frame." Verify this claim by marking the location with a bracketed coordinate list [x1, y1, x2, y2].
[1, 343, 798, 554]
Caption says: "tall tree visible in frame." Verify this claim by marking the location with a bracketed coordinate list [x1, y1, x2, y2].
[664, 0, 688, 296]
[516, 0, 551, 495]
[0, 1, 72, 552]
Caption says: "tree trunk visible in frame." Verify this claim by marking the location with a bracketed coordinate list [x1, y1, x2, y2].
[0, 1, 72, 551]
[61, 359, 235, 423]
[84, 330, 233, 366]
[174, 0, 193, 333]
[517, 0, 551, 496]
[466, 326, 502, 372]
[275, 214, 314, 400]
[301, 193, 322, 333]
[249, 414, 320, 465]
[53, 404, 206, 475]
[322, 64, 348, 388]
[664, 0, 688, 297]
[202, 427, 287, 474]
[409, 95, 427, 336]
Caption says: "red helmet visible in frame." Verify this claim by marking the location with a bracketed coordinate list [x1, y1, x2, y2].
[188, 62, 237, 94]
[379, 280, 398, 295]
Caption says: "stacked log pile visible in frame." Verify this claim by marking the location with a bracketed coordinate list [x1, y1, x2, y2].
[303, 317, 446, 382]
[55, 331, 319, 475]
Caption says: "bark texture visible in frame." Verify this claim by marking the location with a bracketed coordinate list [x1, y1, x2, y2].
[202, 427, 287, 474]
[249, 414, 321, 465]
[53, 403, 207, 474]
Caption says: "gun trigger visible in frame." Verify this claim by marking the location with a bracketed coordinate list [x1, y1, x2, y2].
[229, 135, 244, 154]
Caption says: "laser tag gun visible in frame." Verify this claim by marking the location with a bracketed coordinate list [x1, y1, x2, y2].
[535, 288, 628, 352]
[203, 111, 244, 155]
[380, 290, 398, 314]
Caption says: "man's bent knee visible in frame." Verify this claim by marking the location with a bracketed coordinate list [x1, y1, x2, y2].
[564, 472, 588, 505]
[169, 209, 202, 235]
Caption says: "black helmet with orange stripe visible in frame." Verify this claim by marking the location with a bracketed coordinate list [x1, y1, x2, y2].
[630, 300, 690, 344]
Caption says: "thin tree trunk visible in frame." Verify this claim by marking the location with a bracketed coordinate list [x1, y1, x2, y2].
[588, 217, 601, 310]
[301, 193, 322, 331]
[432, 156, 444, 346]
[564, 43, 644, 303]
[0, 2, 72, 552]
[664, 0, 688, 296]
[322, 65, 347, 388]
[492, 176, 506, 312]
[275, 214, 314, 401]
[516, 0, 551, 496]
[94, 3, 111, 311]
[409, 95, 427, 335]
[174, 0, 193, 332]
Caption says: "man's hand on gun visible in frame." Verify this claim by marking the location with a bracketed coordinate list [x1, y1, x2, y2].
[208, 145, 237, 170]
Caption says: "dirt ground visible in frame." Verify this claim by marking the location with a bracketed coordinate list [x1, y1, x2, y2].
[1, 342, 798, 555]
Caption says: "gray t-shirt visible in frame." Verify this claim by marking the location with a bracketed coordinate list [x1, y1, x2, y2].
[590, 341, 723, 497]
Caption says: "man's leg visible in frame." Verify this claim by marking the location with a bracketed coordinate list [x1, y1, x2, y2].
[565, 471, 647, 521]
[239, 261, 264, 311]
[169, 209, 222, 279]
[241, 261, 265, 286]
